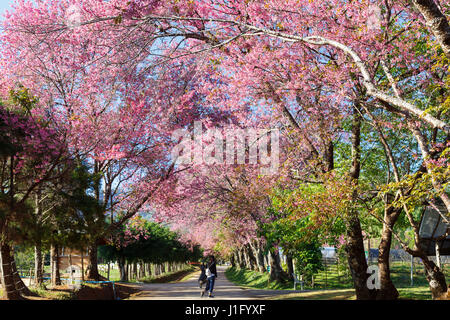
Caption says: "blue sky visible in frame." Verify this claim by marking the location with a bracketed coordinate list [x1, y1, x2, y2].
[0, 0, 14, 11]
[0, 0, 15, 18]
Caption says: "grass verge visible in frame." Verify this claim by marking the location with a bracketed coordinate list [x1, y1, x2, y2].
[225, 267, 293, 290]
[225, 265, 437, 300]
[269, 289, 356, 300]
[141, 265, 197, 283]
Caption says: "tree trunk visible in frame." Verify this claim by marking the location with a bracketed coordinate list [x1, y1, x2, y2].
[234, 251, 241, 268]
[33, 191, 44, 289]
[345, 104, 376, 300]
[133, 262, 138, 280]
[81, 250, 85, 281]
[243, 249, 249, 269]
[141, 262, 146, 278]
[412, 0, 450, 60]
[268, 248, 288, 282]
[435, 242, 441, 269]
[235, 251, 241, 268]
[10, 252, 33, 296]
[0, 243, 22, 299]
[376, 205, 401, 300]
[34, 243, 44, 287]
[41, 250, 46, 277]
[422, 256, 448, 299]
[250, 241, 265, 272]
[86, 242, 100, 280]
[230, 253, 236, 267]
[244, 244, 255, 270]
[286, 254, 294, 281]
[238, 248, 246, 269]
[248, 244, 258, 270]
[50, 244, 61, 286]
[257, 245, 266, 273]
[118, 257, 127, 282]
[345, 216, 375, 300]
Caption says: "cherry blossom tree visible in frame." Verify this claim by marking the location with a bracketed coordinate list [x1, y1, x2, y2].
[2, 0, 449, 299]
[0, 90, 69, 299]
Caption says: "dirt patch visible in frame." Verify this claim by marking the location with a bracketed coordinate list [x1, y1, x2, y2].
[72, 283, 115, 300]
[114, 283, 141, 299]
[73, 282, 141, 300]
[16, 282, 140, 300]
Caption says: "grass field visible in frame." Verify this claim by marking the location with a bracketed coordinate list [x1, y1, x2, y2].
[98, 266, 121, 281]
[97, 264, 195, 283]
[225, 261, 450, 300]
[140, 265, 196, 283]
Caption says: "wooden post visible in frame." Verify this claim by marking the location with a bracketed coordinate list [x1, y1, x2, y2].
[410, 254, 414, 286]
[41, 252, 45, 280]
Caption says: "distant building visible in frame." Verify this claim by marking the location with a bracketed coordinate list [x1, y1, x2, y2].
[321, 247, 337, 259]
[58, 247, 89, 280]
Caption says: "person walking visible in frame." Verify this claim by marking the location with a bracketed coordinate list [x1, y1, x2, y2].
[198, 262, 207, 289]
[201, 255, 217, 298]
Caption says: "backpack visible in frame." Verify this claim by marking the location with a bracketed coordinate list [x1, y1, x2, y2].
[205, 261, 214, 277]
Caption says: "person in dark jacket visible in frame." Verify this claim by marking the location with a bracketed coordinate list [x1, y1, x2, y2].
[198, 263, 207, 289]
[202, 255, 218, 298]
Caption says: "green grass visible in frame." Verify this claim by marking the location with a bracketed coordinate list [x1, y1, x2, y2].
[269, 286, 433, 300]
[98, 264, 195, 283]
[225, 267, 293, 290]
[397, 287, 432, 300]
[98, 266, 121, 281]
[270, 289, 356, 300]
[225, 261, 450, 300]
[308, 262, 353, 290]
[29, 286, 73, 300]
[297, 261, 447, 299]
[140, 265, 196, 283]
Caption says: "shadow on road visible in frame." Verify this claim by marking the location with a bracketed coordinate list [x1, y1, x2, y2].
[129, 266, 300, 300]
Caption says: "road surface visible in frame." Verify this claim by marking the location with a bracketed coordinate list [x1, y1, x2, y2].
[128, 266, 299, 300]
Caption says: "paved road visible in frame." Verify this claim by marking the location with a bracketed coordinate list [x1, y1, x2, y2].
[129, 266, 298, 300]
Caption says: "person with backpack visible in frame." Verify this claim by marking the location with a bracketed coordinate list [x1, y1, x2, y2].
[201, 255, 217, 298]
